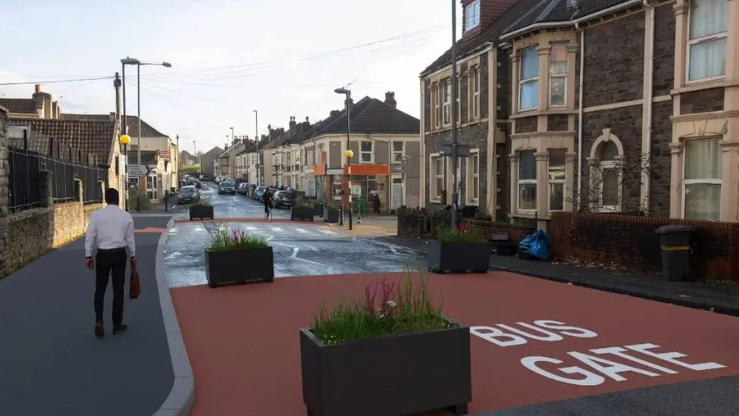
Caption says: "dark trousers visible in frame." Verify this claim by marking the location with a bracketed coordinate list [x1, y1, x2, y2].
[94, 248, 127, 326]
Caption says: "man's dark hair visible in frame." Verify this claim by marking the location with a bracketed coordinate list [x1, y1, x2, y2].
[105, 188, 120, 205]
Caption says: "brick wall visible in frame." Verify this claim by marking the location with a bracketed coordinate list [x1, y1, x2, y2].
[396, 206, 532, 242]
[550, 212, 739, 281]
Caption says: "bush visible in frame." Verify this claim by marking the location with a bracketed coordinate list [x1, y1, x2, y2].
[127, 188, 152, 211]
[325, 203, 340, 210]
[310, 269, 455, 345]
[435, 222, 485, 243]
[192, 200, 211, 207]
[294, 199, 314, 208]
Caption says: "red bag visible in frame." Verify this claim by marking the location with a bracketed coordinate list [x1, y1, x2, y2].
[129, 264, 141, 300]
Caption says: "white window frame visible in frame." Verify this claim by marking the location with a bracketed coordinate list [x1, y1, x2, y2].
[433, 84, 441, 129]
[465, 0, 480, 32]
[467, 149, 480, 204]
[518, 48, 539, 111]
[295, 149, 301, 165]
[470, 67, 480, 120]
[686, 0, 728, 83]
[360, 141, 373, 163]
[549, 43, 568, 108]
[517, 150, 537, 212]
[442, 80, 452, 126]
[392, 141, 405, 163]
[681, 136, 722, 220]
[431, 153, 445, 202]
[598, 159, 622, 212]
[547, 148, 566, 212]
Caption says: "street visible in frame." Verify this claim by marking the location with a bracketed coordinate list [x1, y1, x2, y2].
[164, 186, 424, 287]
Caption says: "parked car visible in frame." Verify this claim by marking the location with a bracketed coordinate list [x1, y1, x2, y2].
[199, 175, 210, 181]
[218, 178, 236, 195]
[237, 183, 250, 195]
[253, 186, 266, 201]
[273, 190, 293, 209]
[177, 186, 200, 204]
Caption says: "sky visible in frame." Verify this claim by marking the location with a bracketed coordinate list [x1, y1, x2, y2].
[0, 0, 462, 153]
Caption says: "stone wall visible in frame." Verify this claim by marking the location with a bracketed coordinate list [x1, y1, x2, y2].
[0, 106, 9, 275]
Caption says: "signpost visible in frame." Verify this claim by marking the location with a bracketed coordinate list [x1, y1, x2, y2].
[128, 164, 151, 177]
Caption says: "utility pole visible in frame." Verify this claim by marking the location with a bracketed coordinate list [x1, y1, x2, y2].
[254, 110, 259, 185]
[114, 73, 121, 122]
[450, 0, 459, 230]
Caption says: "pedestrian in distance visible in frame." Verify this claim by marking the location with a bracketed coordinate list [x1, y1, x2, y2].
[261, 188, 274, 221]
[85, 188, 136, 338]
[372, 193, 381, 214]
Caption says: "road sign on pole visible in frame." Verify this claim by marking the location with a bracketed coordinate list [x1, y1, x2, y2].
[128, 164, 151, 177]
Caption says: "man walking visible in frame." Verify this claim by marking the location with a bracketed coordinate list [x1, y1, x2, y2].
[85, 188, 136, 338]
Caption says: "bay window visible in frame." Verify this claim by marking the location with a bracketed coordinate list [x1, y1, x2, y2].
[443, 80, 452, 125]
[687, 0, 728, 81]
[360, 141, 373, 163]
[518, 150, 536, 210]
[549, 43, 567, 107]
[683, 137, 722, 220]
[519, 48, 539, 111]
[548, 149, 565, 211]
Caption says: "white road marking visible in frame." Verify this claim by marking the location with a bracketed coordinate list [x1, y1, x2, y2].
[270, 227, 284, 232]
[246, 226, 258, 231]
[318, 229, 336, 235]
[296, 228, 309, 233]
[291, 247, 299, 257]
[168, 228, 178, 234]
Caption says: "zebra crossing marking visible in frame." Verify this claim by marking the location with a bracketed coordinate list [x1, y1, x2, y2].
[296, 228, 309, 233]
[270, 227, 284, 232]
[318, 229, 336, 235]
[245, 226, 258, 231]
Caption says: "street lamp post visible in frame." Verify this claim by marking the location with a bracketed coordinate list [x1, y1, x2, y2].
[253, 110, 259, 185]
[334, 87, 353, 230]
[120, 57, 171, 201]
[120, 134, 131, 211]
[449, 0, 460, 230]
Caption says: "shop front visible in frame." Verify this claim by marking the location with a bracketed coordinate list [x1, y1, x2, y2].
[342, 164, 390, 214]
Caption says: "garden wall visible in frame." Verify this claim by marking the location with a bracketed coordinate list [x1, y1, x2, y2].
[396, 206, 533, 242]
[550, 212, 739, 281]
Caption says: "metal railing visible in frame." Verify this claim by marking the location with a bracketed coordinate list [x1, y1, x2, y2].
[7, 136, 108, 212]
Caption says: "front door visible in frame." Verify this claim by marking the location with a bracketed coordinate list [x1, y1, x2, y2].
[391, 177, 403, 210]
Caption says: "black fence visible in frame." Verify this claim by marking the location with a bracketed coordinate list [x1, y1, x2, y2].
[7, 136, 108, 213]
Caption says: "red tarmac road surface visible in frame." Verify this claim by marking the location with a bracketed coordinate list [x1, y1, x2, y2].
[171, 271, 739, 416]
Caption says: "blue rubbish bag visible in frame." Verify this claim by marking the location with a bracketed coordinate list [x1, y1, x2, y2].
[518, 230, 550, 261]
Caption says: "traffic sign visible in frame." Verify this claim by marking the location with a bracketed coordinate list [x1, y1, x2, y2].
[128, 164, 151, 177]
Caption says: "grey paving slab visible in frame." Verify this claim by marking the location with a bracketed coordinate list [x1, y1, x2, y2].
[0, 216, 174, 416]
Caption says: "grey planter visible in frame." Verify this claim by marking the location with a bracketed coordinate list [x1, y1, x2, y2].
[427, 240, 490, 273]
[189, 205, 214, 220]
[300, 320, 471, 416]
[205, 246, 274, 288]
[324, 208, 340, 223]
[291, 206, 315, 221]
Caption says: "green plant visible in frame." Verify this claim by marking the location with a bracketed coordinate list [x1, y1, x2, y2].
[192, 199, 211, 207]
[127, 188, 152, 211]
[326, 203, 339, 210]
[435, 222, 485, 243]
[208, 224, 268, 251]
[294, 199, 314, 208]
[310, 269, 455, 345]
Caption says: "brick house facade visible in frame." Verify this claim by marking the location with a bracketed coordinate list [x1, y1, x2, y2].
[421, 0, 739, 224]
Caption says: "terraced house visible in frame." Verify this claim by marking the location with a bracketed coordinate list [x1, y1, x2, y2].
[262, 93, 421, 212]
[422, 0, 738, 224]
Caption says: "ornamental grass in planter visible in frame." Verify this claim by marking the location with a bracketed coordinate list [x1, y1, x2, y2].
[205, 224, 274, 288]
[189, 200, 214, 220]
[323, 203, 340, 223]
[291, 199, 315, 221]
[428, 223, 490, 274]
[300, 271, 471, 416]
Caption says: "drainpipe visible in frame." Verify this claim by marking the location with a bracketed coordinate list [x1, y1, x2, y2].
[576, 21, 585, 210]
[643, 0, 655, 213]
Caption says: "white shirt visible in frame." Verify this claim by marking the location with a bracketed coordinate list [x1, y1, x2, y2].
[85, 204, 136, 258]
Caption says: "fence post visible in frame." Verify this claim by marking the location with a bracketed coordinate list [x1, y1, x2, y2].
[39, 170, 53, 208]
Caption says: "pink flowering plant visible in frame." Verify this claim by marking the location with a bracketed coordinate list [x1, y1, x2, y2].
[208, 224, 268, 251]
[310, 271, 455, 345]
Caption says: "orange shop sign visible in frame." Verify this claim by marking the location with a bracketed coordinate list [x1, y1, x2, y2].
[344, 164, 389, 175]
[312, 164, 326, 175]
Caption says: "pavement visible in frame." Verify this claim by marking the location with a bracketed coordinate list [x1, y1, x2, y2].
[0, 215, 176, 416]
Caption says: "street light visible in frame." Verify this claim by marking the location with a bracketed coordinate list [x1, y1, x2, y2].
[120, 134, 131, 211]
[120, 57, 171, 200]
[253, 110, 260, 185]
[334, 87, 353, 230]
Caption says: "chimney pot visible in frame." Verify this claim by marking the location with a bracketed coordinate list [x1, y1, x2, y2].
[35, 84, 41, 93]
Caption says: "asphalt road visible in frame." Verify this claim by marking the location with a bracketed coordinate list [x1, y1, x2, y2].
[164, 186, 424, 287]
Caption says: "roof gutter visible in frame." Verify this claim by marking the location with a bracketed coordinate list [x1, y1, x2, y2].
[499, 22, 573, 41]
[420, 42, 494, 79]
[572, 0, 644, 24]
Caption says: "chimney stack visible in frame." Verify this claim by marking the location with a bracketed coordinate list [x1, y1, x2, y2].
[35, 84, 41, 94]
[289, 116, 297, 136]
[384, 92, 397, 108]
[330, 110, 340, 117]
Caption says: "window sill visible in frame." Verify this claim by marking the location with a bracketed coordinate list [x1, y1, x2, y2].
[511, 109, 577, 119]
[672, 78, 739, 95]
[425, 118, 490, 135]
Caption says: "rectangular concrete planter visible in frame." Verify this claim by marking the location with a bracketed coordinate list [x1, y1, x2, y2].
[189, 205, 214, 220]
[300, 321, 471, 416]
[324, 208, 340, 223]
[427, 240, 490, 273]
[291, 206, 315, 221]
[205, 246, 274, 288]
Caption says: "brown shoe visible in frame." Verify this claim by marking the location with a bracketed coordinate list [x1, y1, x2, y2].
[95, 322, 105, 338]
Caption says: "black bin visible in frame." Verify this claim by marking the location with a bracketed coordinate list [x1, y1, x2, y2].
[655, 225, 694, 281]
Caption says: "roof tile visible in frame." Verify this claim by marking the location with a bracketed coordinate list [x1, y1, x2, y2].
[8, 119, 116, 165]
